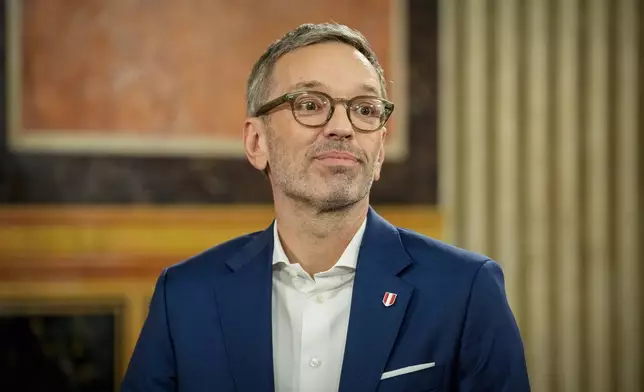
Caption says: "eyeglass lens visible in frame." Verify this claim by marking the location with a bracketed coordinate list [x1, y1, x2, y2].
[292, 92, 386, 131]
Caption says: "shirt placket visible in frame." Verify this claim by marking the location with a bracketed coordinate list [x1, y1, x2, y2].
[298, 278, 332, 391]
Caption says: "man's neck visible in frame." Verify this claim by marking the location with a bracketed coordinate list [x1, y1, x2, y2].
[273, 196, 369, 276]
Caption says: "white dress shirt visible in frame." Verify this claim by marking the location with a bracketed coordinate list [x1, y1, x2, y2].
[271, 219, 367, 392]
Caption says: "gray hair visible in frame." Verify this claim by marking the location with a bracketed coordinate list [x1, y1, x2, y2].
[246, 23, 387, 116]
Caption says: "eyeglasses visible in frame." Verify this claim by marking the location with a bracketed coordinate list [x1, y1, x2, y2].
[254, 90, 394, 132]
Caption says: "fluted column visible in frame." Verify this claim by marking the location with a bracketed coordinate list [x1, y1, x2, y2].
[438, 1, 640, 391]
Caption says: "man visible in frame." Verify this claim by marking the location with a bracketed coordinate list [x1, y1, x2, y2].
[122, 23, 530, 392]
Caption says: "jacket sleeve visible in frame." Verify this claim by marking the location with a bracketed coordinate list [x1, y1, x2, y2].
[121, 270, 177, 391]
[458, 259, 531, 391]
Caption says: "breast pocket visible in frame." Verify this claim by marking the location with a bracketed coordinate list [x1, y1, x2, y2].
[377, 363, 444, 392]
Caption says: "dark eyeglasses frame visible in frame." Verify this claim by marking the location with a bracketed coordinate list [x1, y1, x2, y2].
[253, 90, 395, 132]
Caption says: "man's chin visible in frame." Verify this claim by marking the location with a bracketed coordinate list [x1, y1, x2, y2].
[311, 197, 359, 213]
[309, 187, 367, 211]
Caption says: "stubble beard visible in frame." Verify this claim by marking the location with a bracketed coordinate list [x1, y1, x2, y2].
[267, 137, 375, 213]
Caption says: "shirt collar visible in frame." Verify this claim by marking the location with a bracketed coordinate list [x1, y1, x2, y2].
[272, 217, 367, 271]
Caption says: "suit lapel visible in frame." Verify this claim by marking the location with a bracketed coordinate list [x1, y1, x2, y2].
[213, 226, 275, 392]
[339, 208, 415, 392]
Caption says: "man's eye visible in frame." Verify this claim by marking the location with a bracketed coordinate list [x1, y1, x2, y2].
[358, 106, 374, 116]
[300, 101, 320, 111]
[355, 103, 382, 117]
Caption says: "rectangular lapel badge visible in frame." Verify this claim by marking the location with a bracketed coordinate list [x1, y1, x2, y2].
[382, 292, 398, 307]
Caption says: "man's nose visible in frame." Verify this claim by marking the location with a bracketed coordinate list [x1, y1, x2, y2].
[322, 104, 354, 139]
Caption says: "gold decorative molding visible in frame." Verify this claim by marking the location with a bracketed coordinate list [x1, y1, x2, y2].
[0, 205, 443, 280]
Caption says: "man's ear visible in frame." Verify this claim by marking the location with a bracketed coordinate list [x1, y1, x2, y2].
[243, 117, 269, 172]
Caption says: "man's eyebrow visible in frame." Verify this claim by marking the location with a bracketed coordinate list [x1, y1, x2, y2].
[289, 80, 325, 91]
[357, 83, 381, 96]
[288, 80, 382, 97]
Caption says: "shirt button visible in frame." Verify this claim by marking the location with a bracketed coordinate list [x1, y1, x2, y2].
[288, 269, 298, 278]
[309, 358, 322, 368]
[316, 294, 326, 303]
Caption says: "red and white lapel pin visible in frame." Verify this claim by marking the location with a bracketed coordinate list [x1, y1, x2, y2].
[382, 292, 398, 307]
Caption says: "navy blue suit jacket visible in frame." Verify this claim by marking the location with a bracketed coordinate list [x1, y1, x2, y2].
[122, 207, 530, 391]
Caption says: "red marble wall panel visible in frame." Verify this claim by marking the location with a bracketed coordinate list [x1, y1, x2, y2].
[1, 0, 437, 205]
[18, 0, 392, 142]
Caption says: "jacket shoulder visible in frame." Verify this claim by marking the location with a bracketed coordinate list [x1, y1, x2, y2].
[163, 230, 264, 280]
[394, 227, 506, 305]
[396, 227, 491, 272]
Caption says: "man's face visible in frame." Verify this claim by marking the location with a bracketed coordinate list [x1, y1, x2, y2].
[256, 42, 387, 211]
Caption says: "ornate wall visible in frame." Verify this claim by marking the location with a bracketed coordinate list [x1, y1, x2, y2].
[0, 1, 440, 389]
[439, 0, 642, 391]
